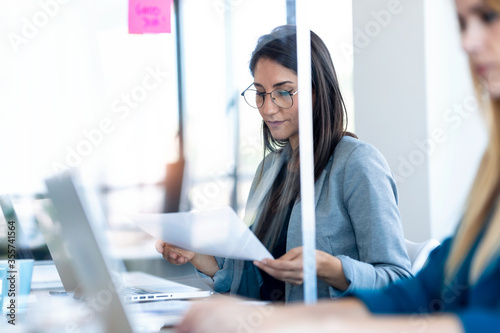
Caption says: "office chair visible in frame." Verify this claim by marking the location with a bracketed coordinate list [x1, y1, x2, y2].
[405, 238, 441, 275]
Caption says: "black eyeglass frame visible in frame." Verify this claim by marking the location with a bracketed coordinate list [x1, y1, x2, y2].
[240, 83, 299, 109]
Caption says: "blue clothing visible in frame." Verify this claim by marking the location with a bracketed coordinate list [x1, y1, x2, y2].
[201, 136, 412, 302]
[354, 234, 500, 332]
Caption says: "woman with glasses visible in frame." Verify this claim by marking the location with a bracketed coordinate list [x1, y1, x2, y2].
[174, 0, 500, 332]
[156, 25, 411, 302]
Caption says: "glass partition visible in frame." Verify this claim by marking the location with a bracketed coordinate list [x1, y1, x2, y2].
[0, 0, 354, 303]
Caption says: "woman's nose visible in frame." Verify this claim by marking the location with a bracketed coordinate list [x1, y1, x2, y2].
[462, 21, 484, 55]
[260, 95, 279, 115]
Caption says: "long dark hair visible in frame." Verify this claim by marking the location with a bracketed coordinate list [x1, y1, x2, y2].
[251, 25, 356, 249]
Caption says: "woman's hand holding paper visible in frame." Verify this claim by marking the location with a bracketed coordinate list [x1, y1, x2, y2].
[254, 246, 349, 290]
[155, 240, 195, 265]
[155, 239, 220, 277]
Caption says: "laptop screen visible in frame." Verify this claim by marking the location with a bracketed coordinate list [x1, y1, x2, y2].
[0, 194, 49, 261]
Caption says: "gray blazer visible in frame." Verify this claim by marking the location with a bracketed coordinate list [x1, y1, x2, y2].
[206, 136, 411, 302]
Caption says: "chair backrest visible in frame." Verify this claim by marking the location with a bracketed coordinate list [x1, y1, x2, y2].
[405, 238, 441, 275]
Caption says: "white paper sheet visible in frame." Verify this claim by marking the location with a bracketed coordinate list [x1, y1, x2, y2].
[132, 207, 273, 261]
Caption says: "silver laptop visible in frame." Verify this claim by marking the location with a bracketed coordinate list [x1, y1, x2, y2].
[42, 171, 212, 303]
[33, 198, 83, 296]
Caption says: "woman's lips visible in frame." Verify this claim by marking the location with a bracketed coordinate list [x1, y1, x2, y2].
[267, 121, 285, 128]
[476, 65, 491, 77]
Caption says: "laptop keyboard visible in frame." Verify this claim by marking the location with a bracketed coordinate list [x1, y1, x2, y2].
[121, 287, 161, 295]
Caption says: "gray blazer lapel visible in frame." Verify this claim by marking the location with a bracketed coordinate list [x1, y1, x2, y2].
[229, 259, 245, 295]
[313, 161, 331, 207]
[284, 157, 332, 301]
[286, 156, 331, 252]
[232, 146, 291, 295]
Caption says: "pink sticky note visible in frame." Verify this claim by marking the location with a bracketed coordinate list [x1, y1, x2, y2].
[129, 0, 172, 34]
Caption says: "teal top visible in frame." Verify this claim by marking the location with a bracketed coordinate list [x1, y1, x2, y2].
[354, 228, 500, 332]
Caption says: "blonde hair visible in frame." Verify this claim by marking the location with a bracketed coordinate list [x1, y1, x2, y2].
[445, 68, 500, 284]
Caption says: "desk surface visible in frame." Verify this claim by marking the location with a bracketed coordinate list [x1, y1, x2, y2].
[0, 261, 209, 332]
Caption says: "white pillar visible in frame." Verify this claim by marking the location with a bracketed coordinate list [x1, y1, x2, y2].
[352, 0, 486, 242]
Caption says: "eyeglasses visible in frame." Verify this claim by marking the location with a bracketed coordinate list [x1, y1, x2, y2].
[240, 84, 299, 109]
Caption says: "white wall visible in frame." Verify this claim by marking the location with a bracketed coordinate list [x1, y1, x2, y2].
[352, 0, 486, 242]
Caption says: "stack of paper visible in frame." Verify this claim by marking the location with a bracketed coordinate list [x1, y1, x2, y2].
[133, 207, 273, 261]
